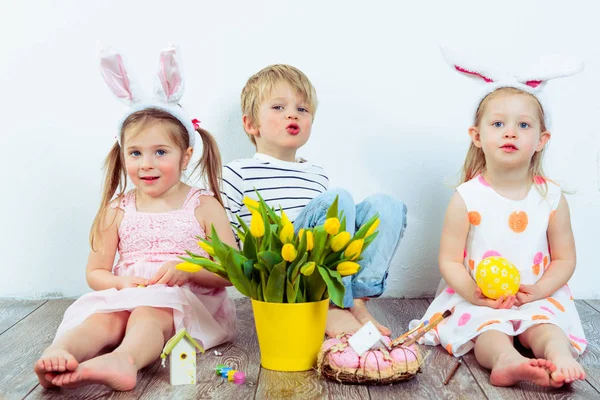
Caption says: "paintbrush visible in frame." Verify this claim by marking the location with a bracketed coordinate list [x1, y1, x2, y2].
[443, 357, 462, 385]
[403, 309, 452, 347]
[391, 322, 424, 347]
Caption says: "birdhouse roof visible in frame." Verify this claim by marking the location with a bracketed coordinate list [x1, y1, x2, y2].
[160, 329, 204, 359]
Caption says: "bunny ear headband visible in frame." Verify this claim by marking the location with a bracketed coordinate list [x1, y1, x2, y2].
[99, 44, 197, 147]
[441, 46, 584, 130]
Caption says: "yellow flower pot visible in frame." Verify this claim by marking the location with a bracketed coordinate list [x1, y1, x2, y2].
[251, 298, 328, 371]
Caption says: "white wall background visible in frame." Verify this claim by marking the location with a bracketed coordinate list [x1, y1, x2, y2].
[1, 0, 599, 299]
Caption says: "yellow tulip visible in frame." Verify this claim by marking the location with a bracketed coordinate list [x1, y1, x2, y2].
[282, 243, 298, 262]
[176, 262, 203, 273]
[331, 231, 351, 252]
[305, 230, 314, 251]
[281, 209, 291, 226]
[324, 218, 341, 235]
[279, 223, 294, 243]
[337, 261, 360, 276]
[250, 211, 265, 238]
[344, 239, 364, 260]
[300, 261, 316, 276]
[243, 197, 260, 212]
[365, 218, 381, 237]
[198, 241, 215, 256]
[298, 228, 305, 239]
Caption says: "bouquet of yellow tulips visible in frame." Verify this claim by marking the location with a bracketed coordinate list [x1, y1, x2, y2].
[178, 193, 380, 308]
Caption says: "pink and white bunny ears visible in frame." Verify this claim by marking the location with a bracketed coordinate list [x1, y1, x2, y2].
[99, 44, 196, 147]
[441, 46, 584, 129]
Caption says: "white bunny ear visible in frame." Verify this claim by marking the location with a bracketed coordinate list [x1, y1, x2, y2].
[517, 54, 584, 89]
[99, 46, 139, 104]
[440, 46, 496, 84]
[155, 44, 184, 103]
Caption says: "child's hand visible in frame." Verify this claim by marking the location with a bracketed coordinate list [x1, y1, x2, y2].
[515, 284, 543, 306]
[471, 287, 516, 309]
[117, 276, 149, 290]
[148, 261, 192, 287]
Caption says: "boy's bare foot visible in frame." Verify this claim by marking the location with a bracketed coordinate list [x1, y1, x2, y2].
[490, 353, 555, 387]
[350, 299, 391, 336]
[548, 354, 586, 385]
[49, 352, 137, 391]
[34, 346, 79, 388]
[326, 307, 362, 337]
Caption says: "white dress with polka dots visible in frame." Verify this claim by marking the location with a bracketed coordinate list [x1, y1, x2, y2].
[409, 175, 587, 357]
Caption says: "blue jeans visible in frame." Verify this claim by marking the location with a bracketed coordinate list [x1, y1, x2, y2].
[294, 188, 407, 308]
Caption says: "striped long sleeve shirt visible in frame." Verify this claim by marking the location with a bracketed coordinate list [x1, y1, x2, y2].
[221, 153, 329, 231]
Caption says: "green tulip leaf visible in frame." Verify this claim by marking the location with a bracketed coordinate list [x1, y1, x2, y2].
[210, 225, 232, 263]
[308, 226, 328, 263]
[243, 233, 257, 259]
[265, 260, 286, 303]
[223, 252, 252, 297]
[353, 214, 379, 239]
[258, 251, 283, 271]
[317, 266, 345, 308]
[325, 195, 339, 219]
[305, 267, 327, 302]
[270, 230, 284, 254]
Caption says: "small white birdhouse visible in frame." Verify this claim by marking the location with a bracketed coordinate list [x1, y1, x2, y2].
[160, 329, 204, 385]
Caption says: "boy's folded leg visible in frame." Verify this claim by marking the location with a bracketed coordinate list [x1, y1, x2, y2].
[294, 188, 355, 232]
[353, 194, 407, 299]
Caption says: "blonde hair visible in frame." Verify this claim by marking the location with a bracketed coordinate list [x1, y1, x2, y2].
[90, 108, 223, 250]
[241, 64, 317, 145]
[461, 87, 550, 195]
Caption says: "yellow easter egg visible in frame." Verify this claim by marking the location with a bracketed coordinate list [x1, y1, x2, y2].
[475, 256, 520, 300]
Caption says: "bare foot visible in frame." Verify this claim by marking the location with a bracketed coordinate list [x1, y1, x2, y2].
[34, 346, 79, 389]
[350, 299, 391, 336]
[490, 354, 556, 387]
[326, 307, 362, 337]
[548, 354, 586, 385]
[50, 352, 137, 391]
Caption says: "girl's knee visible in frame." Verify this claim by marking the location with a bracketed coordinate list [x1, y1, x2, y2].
[131, 307, 174, 337]
[131, 306, 172, 320]
[520, 323, 564, 345]
[87, 311, 129, 326]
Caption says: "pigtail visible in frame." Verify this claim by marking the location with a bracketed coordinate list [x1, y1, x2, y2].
[190, 127, 223, 206]
[89, 141, 127, 251]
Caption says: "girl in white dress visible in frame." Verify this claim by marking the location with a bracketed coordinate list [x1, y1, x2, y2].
[410, 49, 587, 388]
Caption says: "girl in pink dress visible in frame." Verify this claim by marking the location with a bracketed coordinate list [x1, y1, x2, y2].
[34, 45, 237, 391]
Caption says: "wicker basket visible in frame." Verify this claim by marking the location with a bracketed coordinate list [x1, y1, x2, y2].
[317, 334, 423, 385]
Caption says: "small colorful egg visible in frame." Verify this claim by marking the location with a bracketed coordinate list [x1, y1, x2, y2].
[233, 371, 245, 384]
[227, 370, 237, 381]
[475, 256, 520, 300]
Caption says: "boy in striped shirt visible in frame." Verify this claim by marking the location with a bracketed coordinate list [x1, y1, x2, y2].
[222, 64, 407, 338]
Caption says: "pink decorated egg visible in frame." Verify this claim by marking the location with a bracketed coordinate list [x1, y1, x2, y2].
[390, 345, 418, 363]
[329, 347, 360, 368]
[320, 338, 342, 352]
[359, 350, 393, 371]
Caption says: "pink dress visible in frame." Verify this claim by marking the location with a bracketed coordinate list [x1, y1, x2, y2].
[54, 188, 236, 350]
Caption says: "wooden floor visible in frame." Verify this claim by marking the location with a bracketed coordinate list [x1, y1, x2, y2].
[1, 298, 599, 400]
